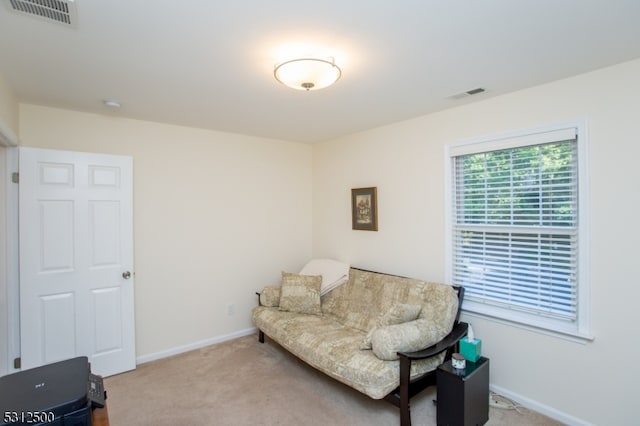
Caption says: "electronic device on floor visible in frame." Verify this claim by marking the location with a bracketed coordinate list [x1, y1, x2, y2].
[0, 356, 107, 426]
[88, 372, 106, 408]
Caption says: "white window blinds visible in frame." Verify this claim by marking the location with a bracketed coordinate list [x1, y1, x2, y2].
[451, 129, 579, 324]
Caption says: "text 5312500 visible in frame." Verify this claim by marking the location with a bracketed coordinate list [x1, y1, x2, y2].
[4, 411, 56, 424]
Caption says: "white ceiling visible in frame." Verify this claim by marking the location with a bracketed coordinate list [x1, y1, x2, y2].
[1, 0, 640, 144]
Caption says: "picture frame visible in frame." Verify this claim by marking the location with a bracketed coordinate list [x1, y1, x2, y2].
[351, 187, 378, 231]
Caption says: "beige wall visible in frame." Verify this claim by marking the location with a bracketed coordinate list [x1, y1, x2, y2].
[19, 105, 313, 358]
[312, 58, 640, 425]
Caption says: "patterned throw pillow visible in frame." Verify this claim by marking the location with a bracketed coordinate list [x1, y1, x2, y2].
[361, 303, 422, 349]
[278, 272, 323, 315]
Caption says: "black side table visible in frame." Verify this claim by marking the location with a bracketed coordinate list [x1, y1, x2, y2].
[436, 356, 489, 426]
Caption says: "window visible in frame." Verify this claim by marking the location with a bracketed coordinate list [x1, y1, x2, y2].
[445, 124, 590, 339]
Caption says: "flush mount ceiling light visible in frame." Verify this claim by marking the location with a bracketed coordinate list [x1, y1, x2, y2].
[274, 57, 342, 91]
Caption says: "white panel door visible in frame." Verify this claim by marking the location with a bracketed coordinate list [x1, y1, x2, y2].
[19, 147, 135, 377]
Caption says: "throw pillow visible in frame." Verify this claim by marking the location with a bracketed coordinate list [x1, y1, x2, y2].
[278, 272, 323, 315]
[361, 303, 422, 350]
[371, 320, 442, 361]
[259, 285, 281, 307]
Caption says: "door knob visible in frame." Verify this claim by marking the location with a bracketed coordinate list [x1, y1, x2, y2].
[122, 271, 132, 279]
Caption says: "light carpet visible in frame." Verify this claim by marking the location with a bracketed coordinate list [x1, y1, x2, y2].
[104, 334, 563, 425]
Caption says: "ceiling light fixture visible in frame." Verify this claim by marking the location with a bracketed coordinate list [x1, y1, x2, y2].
[274, 57, 342, 91]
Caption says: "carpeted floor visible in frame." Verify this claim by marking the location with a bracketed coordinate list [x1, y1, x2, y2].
[104, 334, 563, 425]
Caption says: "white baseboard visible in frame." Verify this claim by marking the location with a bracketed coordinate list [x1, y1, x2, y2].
[490, 384, 594, 426]
[136, 327, 257, 365]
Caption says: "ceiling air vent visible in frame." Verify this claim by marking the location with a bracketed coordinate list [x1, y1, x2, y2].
[450, 87, 486, 100]
[4, 0, 77, 27]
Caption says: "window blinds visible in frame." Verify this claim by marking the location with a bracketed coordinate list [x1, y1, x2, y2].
[451, 132, 578, 322]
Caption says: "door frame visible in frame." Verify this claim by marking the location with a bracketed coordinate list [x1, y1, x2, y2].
[0, 146, 7, 376]
[1, 123, 19, 376]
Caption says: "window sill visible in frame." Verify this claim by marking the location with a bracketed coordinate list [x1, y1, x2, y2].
[461, 309, 594, 345]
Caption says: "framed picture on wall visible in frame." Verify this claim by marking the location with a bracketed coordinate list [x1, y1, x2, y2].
[351, 187, 378, 231]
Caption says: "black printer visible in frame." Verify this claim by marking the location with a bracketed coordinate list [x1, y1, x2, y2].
[0, 356, 105, 426]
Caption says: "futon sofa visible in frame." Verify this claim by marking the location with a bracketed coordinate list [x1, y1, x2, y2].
[252, 267, 468, 426]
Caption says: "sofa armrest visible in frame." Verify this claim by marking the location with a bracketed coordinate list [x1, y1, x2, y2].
[397, 321, 468, 361]
[257, 285, 281, 307]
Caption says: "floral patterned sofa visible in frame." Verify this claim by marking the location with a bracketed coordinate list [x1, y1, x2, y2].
[252, 267, 468, 426]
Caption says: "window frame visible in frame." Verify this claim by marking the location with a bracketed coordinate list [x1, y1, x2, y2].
[444, 121, 592, 342]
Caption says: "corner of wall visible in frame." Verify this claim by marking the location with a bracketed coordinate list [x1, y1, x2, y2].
[0, 70, 19, 146]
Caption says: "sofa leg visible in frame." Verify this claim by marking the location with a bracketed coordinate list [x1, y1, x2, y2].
[400, 404, 411, 426]
[399, 355, 411, 426]
[258, 330, 264, 343]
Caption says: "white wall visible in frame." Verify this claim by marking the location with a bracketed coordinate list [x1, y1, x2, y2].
[18, 105, 313, 359]
[312, 58, 640, 425]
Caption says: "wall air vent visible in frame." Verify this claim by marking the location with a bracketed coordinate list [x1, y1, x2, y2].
[4, 0, 77, 27]
[450, 87, 486, 100]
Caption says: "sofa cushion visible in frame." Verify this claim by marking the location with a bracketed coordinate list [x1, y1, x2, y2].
[278, 272, 322, 315]
[361, 303, 422, 350]
[321, 268, 459, 337]
[252, 306, 445, 400]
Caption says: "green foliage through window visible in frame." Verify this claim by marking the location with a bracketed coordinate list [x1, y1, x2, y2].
[458, 141, 576, 227]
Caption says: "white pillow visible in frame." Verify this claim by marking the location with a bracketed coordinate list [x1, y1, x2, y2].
[299, 259, 350, 296]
